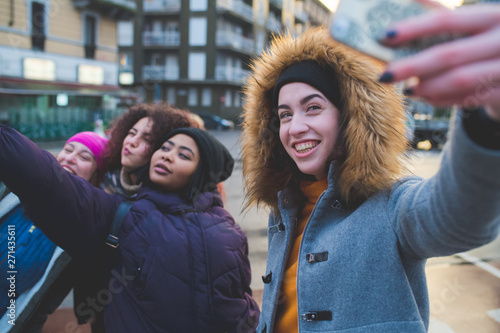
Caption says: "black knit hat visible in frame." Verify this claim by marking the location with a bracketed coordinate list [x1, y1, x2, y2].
[151, 127, 234, 201]
[272, 60, 342, 109]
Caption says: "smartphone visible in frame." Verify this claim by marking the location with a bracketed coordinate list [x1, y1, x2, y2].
[329, 0, 455, 63]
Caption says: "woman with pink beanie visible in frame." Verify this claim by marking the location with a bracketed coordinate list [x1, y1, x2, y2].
[0, 131, 108, 333]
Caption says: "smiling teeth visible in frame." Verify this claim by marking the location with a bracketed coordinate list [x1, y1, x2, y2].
[62, 166, 76, 175]
[295, 142, 318, 153]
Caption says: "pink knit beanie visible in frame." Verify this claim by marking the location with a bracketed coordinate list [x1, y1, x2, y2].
[66, 132, 109, 172]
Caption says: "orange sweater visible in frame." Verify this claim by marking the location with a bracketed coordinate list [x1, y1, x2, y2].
[274, 178, 328, 333]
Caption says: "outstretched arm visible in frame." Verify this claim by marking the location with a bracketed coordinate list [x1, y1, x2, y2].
[390, 113, 500, 259]
[0, 125, 120, 266]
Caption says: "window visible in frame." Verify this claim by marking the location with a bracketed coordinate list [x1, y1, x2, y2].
[234, 91, 241, 107]
[118, 21, 134, 46]
[154, 84, 162, 102]
[151, 53, 162, 66]
[202, 88, 211, 107]
[84, 14, 97, 59]
[190, 0, 207, 11]
[188, 88, 198, 107]
[31, 2, 46, 51]
[167, 87, 176, 105]
[189, 18, 207, 46]
[188, 53, 206, 80]
[225, 89, 232, 107]
[119, 52, 133, 70]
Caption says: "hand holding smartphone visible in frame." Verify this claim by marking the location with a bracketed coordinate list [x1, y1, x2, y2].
[330, 0, 500, 119]
[329, 0, 455, 63]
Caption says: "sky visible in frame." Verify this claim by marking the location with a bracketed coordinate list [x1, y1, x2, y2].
[320, 0, 340, 11]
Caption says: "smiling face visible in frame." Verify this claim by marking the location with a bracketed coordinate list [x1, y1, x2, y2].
[57, 142, 98, 181]
[277, 82, 341, 180]
[149, 134, 200, 192]
[121, 117, 153, 172]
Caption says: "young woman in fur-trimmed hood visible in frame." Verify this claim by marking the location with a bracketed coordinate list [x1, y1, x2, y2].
[241, 26, 500, 332]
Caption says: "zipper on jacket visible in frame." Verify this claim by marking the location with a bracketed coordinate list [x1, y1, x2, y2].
[295, 190, 327, 328]
[196, 212, 217, 332]
[182, 215, 200, 333]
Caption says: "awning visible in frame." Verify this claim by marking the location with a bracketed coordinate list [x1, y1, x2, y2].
[0, 76, 136, 98]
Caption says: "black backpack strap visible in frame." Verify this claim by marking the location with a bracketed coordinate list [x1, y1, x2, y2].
[105, 201, 132, 249]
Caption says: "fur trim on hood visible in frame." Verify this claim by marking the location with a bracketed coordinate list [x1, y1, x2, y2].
[241, 27, 409, 211]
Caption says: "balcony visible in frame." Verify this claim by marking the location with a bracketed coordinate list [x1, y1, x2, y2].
[216, 0, 254, 23]
[143, 0, 181, 12]
[215, 66, 250, 84]
[72, 0, 137, 18]
[266, 16, 281, 33]
[294, 9, 308, 23]
[142, 65, 179, 81]
[216, 31, 254, 54]
[143, 31, 181, 46]
[269, 0, 283, 9]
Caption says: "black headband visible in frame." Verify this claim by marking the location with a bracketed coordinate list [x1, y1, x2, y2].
[272, 60, 342, 110]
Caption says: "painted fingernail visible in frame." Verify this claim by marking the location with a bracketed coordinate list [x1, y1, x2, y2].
[403, 87, 414, 96]
[385, 30, 398, 39]
[379, 72, 394, 83]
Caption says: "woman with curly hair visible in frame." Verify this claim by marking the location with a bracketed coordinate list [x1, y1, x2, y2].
[100, 103, 196, 198]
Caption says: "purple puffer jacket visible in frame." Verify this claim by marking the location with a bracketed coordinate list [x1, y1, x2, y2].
[0, 125, 260, 332]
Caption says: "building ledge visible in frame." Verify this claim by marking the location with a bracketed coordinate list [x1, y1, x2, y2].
[72, 0, 137, 19]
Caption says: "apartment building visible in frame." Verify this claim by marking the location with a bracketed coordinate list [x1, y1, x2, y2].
[0, 0, 136, 140]
[118, 0, 332, 123]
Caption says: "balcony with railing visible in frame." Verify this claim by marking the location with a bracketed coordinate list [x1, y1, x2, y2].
[143, 0, 181, 12]
[216, 0, 254, 22]
[269, 0, 283, 9]
[266, 15, 281, 33]
[216, 31, 254, 54]
[215, 66, 250, 83]
[143, 31, 181, 46]
[142, 65, 179, 80]
[72, 0, 137, 18]
[295, 9, 308, 23]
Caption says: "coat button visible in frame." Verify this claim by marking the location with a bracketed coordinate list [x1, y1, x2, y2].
[331, 200, 342, 209]
[284, 198, 289, 205]
[262, 271, 272, 284]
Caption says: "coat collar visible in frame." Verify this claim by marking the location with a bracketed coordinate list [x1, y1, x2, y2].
[136, 187, 223, 214]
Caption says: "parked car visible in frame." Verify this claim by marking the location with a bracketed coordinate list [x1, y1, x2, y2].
[196, 112, 234, 130]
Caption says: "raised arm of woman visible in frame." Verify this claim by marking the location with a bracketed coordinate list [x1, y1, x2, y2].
[380, 4, 500, 118]
[0, 125, 120, 267]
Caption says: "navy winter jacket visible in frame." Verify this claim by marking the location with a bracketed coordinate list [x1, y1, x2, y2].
[0, 125, 260, 332]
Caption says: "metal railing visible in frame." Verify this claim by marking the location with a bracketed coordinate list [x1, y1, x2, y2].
[216, 0, 254, 20]
[216, 31, 254, 53]
[215, 66, 250, 83]
[142, 65, 180, 80]
[143, 0, 181, 12]
[143, 31, 181, 46]
[266, 16, 281, 33]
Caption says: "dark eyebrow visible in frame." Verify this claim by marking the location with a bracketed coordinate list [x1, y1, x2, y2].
[300, 94, 326, 105]
[277, 93, 326, 110]
[166, 140, 196, 156]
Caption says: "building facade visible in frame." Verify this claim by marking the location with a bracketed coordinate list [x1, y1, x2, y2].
[118, 0, 332, 123]
[0, 0, 136, 140]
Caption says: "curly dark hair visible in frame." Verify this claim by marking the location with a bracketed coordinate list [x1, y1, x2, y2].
[102, 103, 197, 172]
